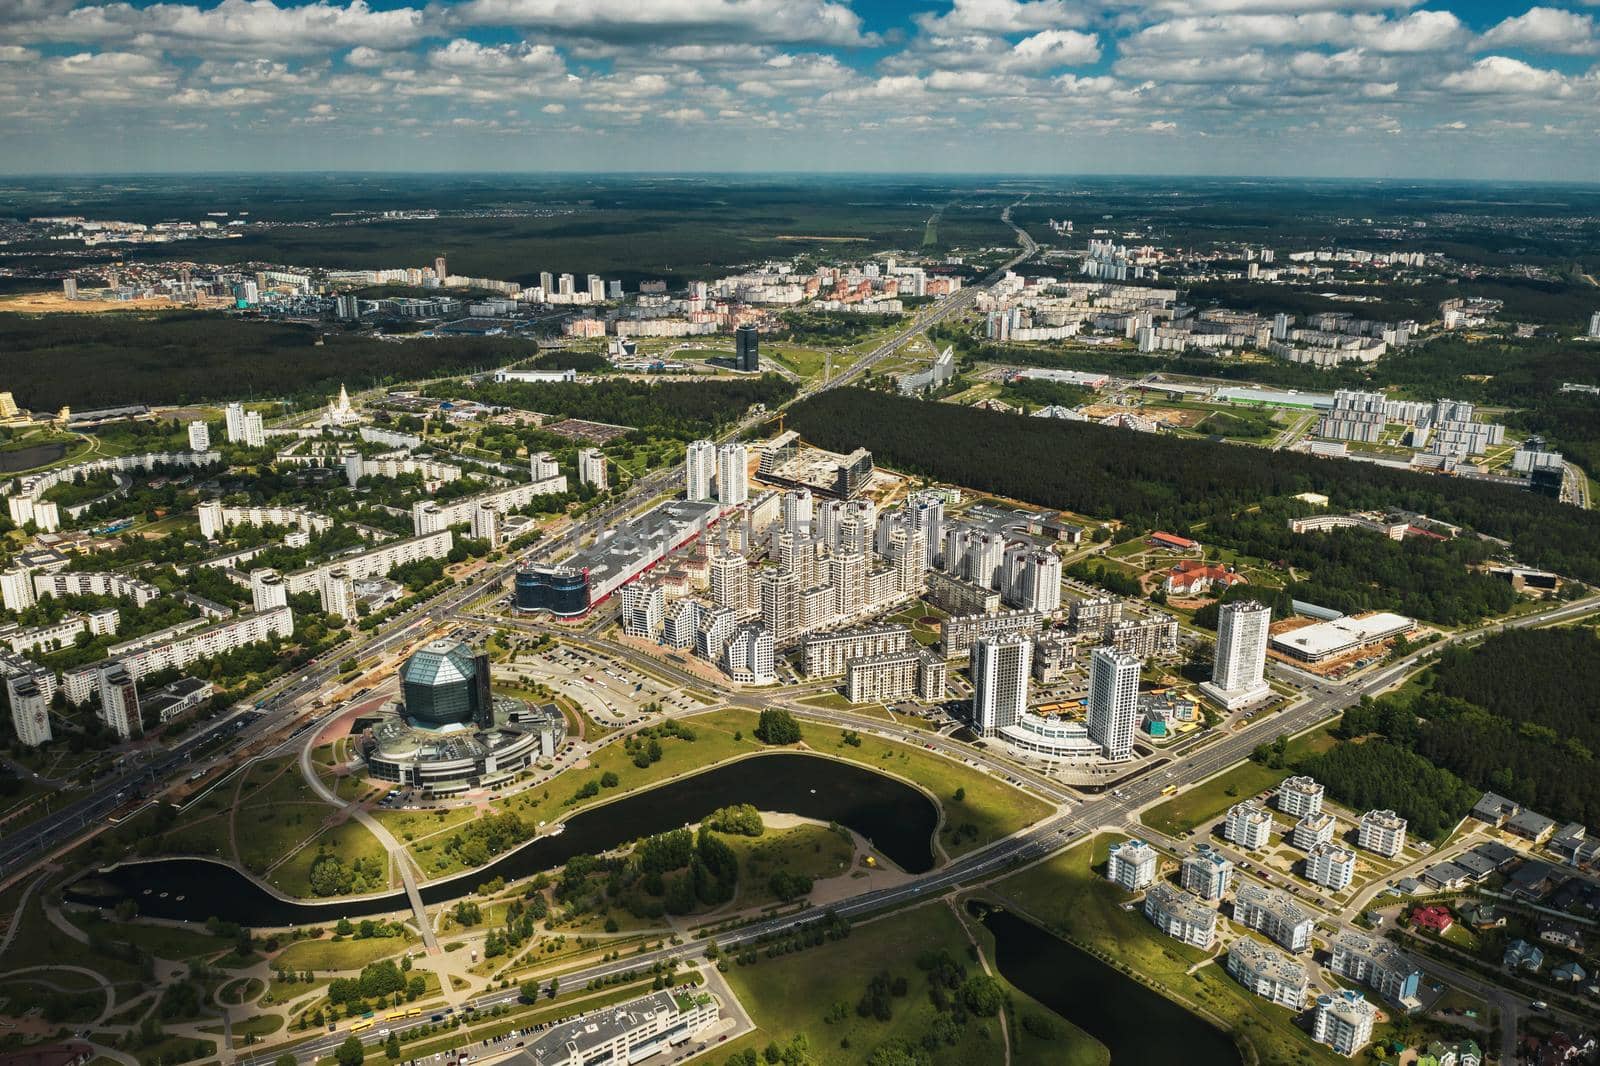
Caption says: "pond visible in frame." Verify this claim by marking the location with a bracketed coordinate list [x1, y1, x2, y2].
[66, 752, 939, 926]
[975, 903, 1244, 1066]
[0, 442, 69, 473]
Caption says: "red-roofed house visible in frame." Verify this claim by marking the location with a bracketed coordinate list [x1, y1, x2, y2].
[1163, 561, 1246, 597]
[1411, 905, 1455, 934]
[1150, 531, 1199, 552]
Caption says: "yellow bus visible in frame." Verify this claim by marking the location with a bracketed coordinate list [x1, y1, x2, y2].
[407, 1008, 422, 1018]
[1160, 784, 1179, 796]
[350, 1020, 374, 1034]
[386, 1011, 405, 1021]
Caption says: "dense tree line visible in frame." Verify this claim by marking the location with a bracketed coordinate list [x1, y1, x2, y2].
[1294, 738, 1478, 841]
[785, 388, 1600, 583]
[1325, 628, 1600, 827]
[441, 811, 535, 867]
[1419, 629, 1600, 824]
[778, 311, 903, 345]
[1206, 507, 1516, 624]
[1, 312, 523, 409]
[445, 375, 795, 440]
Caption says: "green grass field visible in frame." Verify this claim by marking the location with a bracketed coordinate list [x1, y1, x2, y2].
[1140, 727, 1337, 838]
[728, 823, 856, 908]
[721, 902, 1104, 1066]
[273, 932, 416, 974]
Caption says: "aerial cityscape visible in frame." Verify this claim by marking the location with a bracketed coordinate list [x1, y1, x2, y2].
[2, 4, 1600, 1066]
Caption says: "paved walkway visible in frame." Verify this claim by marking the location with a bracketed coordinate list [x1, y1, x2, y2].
[297, 729, 439, 954]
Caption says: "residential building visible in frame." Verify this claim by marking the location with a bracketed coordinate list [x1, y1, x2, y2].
[98, 662, 141, 739]
[1226, 938, 1309, 1010]
[0, 568, 35, 612]
[845, 651, 946, 704]
[1358, 809, 1407, 858]
[5, 673, 52, 747]
[1105, 612, 1178, 658]
[709, 552, 750, 614]
[1224, 800, 1274, 850]
[717, 443, 748, 507]
[1180, 844, 1233, 900]
[940, 609, 1044, 660]
[1421, 1041, 1483, 1066]
[1277, 776, 1325, 818]
[624, 583, 666, 640]
[1306, 843, 1357, 890]
[1312, 990, 1377, 1057]
[224, 401, 246, 443]
[1107, 838, 1158, 890]
[971, 635, 1032, 737]
[801, 625, 911, 677]
[1086, 647, 1140, 760]
[578, 448, 608, 490]
[685, 440, 716, 503]
[1234, 881, 1315, 953]
[661, 600, 705, 649]
[1329, 930, 1422, 1006]
[1069, 596, 1122, 633]
[187, 420, 210, 451]
[1293, 812, 1336, 851]
[319, 568, 357, 621]
[1200, 600, 1272, 709]
[61, 607, 294, 703]
[722, 624, 775, 684]
[241, 409, 265, 448]
[1142, 883, 1216, 948]
[250, 568, 288, 612]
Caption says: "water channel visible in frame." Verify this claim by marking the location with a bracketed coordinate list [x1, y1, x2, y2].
[66, 753, 939, 926]
[975, 904, 1244, 1066]
[0, 442, 69, 473]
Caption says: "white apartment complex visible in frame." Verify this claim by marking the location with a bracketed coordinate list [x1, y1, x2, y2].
[1107, 838, 1159, 890]
[1225, 800, 1275, 850]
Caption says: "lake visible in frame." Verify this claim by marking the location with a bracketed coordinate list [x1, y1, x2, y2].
[66, 751, 939, 926]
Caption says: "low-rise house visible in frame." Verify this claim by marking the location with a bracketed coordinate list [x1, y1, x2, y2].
[1411, 905, 1454, 934]
[1470, 791, 1519, 827]
[1502, 938, 1544, 972]
[1536, 920, 1584, 952]
[1507, 808, 1558, 844]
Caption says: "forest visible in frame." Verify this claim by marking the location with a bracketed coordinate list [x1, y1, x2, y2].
[785, 388, 1600, 584]
[455, 375, 795, 440]
[1204, 506, 1517, 624]
[0, 312, 526, 410]
[1294, 738, 1479, 842]
[1332, 627, 1600, 827]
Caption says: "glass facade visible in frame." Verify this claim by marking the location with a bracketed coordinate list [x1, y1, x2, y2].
[515, 567, 590, 617]
[400, 640, 481, 727]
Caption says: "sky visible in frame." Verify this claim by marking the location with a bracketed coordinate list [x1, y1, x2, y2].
[2, 0, 1599, 178]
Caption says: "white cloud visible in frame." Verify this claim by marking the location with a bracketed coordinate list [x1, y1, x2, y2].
[427, 39, 564, 74]
[1482, 6, 1598, 55]
[7, 0, 428, 55]
[449, 0, 874, 46]
[1440, 55, 1571, 95]
[915, 0, 1090, 35]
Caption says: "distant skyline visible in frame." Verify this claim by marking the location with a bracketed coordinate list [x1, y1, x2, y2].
[3, 0, 1599, 179]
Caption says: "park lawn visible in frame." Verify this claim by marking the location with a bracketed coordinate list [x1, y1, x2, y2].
[220, 977, 265, 1005]
[266, 817, 393, 898]
[766, 343, 831, 380]
[0, 884, 149, 989]
[69, 913, 233, 961]
[202, 1013, 283, 1039]
[148, 808, 235, 861]
[728, 823, 856, 908]
[722, 901, 1103, 1066]
[273, 932, 416, 973]
[235, 800, 334, 874]
[993, 835, 1349, 1066]
[373, 804, 478, 846]
[1141, 727, 1337, 838]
